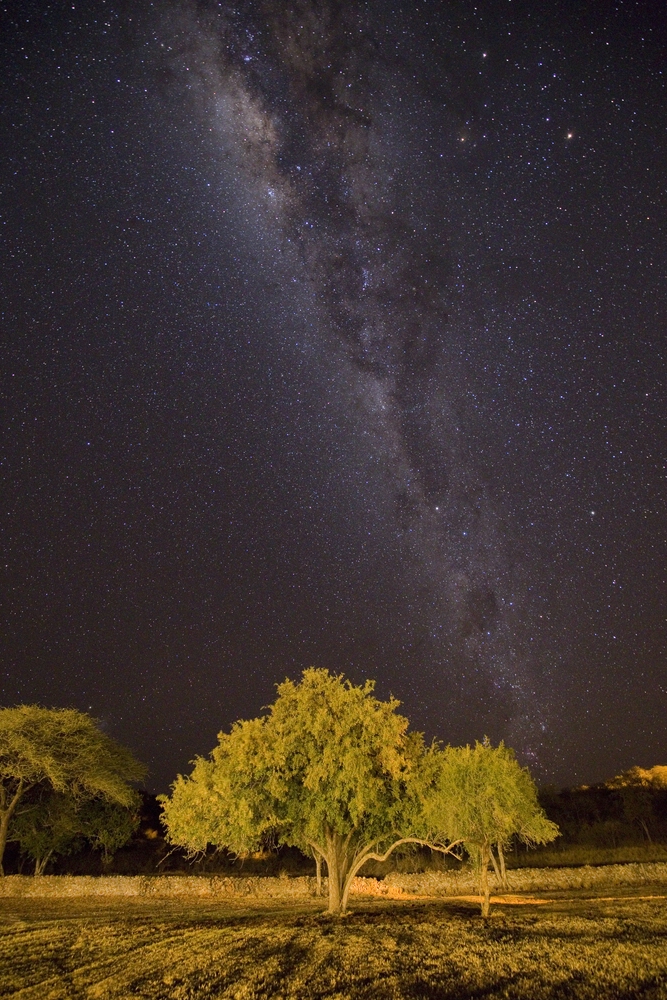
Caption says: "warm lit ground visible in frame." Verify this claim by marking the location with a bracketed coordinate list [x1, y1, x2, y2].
[2, 888, 667, 999]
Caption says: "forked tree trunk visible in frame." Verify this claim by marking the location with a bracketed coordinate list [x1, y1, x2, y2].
[489, 843, 509, 890]
[308, 833, 464, 916]
[34, 851, 53, 876]
[312, 830, 356, 914]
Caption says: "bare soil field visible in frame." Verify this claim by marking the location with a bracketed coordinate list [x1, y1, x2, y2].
[2, 884, 667, 999]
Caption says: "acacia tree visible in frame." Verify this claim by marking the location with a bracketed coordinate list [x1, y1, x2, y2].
[0, 705, 146, 874]
[435, 740, 559, 916]
[160, 669, 462, 914]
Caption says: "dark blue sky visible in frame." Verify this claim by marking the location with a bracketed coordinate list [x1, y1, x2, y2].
[1, 0, 665, 792]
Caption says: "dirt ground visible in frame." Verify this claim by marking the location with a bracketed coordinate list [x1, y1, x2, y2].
[2, 886, 667, 998]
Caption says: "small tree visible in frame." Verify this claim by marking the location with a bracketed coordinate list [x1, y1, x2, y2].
[79, 797, 140, 865]
[160, 669, 462, 914]
[436, 740, 559, 916]
[0, 705, 146, 874]
[11, 789, 140, 874]
[10, 790, 82, 875]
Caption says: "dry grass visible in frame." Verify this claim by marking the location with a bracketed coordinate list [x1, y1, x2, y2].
[509, 843, 667, 869]
[1, 891, 667, 999]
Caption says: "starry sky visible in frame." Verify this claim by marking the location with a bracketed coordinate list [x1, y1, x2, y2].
[2, 0, 666, 794]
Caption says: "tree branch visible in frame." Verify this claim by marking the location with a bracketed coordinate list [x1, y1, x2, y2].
[372, 836, 463, 864]
[351, 837, 380, 868]
[6, 779, 29, 820]
[305, 838, 328, 861]
[347, 837, 464, 885]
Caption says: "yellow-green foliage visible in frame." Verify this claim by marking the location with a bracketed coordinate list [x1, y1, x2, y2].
[434, 740, 559, 852]
[9, 791, 140, 873]
[160, 669, 452, 913]
[608, 765, 667, 789]
[159, 714, 271, 856]
[160, 669, 423, 856]
[0, 706, 146, 804]
[1, 894, 666, 998]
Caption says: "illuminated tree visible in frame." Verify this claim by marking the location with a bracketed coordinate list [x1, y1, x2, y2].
[435, 740, 559, 916]
[160, 669, 462, 914]
[0, 705, 146, 874]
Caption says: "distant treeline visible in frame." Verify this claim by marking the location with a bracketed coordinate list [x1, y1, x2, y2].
[537, 768, 667, 849]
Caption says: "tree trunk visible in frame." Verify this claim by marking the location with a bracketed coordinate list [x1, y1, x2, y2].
[341, 836, 465, 915]
[323, 831, 352, 914]
[490, 843, 508, 890]
[325, 853, 343, 913]
[340, 864, 358, 914]
[34, 851, 53, 876]
[640, 818, 653, 844]
[0, 813, 10, 877]
[479, 842, 491, 918]
[498, 842, 508, 888]
[311, 833, 464, 916]
[489, 845, 502, 885]
[0, 779, 27, 876]
[315, 853, 322, 896]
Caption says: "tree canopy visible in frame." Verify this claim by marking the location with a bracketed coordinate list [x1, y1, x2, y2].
[609, 765, 667, 790]
[160, 668, 461, 913]
[0, 705, 146, 874]
[435, 740, 559, 914]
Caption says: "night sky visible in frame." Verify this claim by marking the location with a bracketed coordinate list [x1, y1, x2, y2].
[2, 0, 666, 794]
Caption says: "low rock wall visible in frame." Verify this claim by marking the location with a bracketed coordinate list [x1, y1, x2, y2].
[386, 861, 667, 895]
[1, 862, 666, 899]
[0, 875, 320, 899]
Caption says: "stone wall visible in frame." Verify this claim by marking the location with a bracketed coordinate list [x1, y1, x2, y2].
[1, 862, 666, 899]
[386, 861, 667, 895]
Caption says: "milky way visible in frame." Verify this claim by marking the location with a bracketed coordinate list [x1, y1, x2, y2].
[151, 1, 552, 749]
